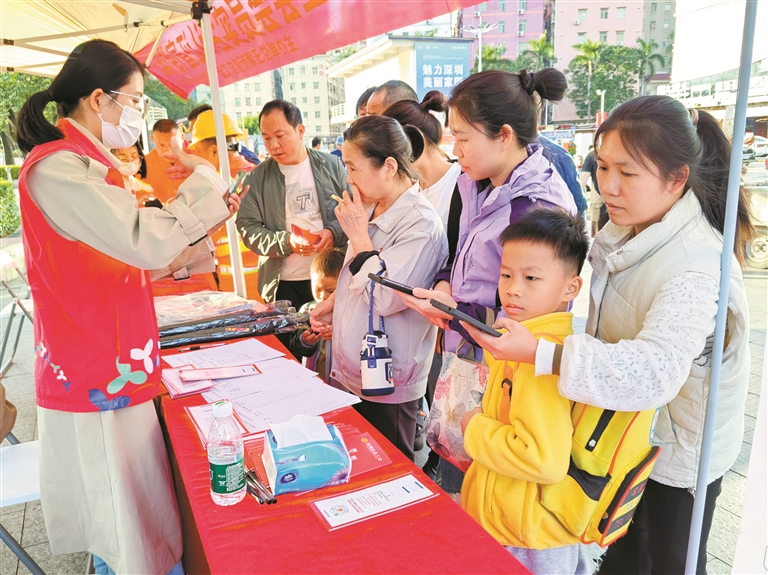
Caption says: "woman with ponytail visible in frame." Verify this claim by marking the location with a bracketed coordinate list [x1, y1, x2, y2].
[384, 90, 461, 225]
[464, 96, 754, 574]
[397, 69, 577, 497]
[16, 40, 239, 575]
[310, 115, 448, 461]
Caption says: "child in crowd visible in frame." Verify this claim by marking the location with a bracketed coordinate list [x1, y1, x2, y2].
[290, 248, 345, 381]
[459, 208, 592, 575]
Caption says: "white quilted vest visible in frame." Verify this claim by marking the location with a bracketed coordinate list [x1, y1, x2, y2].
[586, 191, 750, 489]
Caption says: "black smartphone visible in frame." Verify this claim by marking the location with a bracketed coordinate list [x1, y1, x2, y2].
[429, 299, 502, 338]
[367, 273, 415, 296]
[229, 170, 248, 195]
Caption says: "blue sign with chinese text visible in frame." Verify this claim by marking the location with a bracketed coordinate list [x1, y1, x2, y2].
[414, 41, 472, 100]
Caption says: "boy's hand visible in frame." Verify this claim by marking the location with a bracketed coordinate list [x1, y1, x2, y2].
[461, 406, 483, 435]
[460, 317, 539, 364]
[300, 330, 321, 346]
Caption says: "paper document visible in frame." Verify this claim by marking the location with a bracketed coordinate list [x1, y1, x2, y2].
[164, 339, 284, 369]
[234, 379, 360, 433]
[185, 403, 249, 447]
[162, 368, 213, 399]
[200, 366, 306, 403]
[310, 474, 436, 530]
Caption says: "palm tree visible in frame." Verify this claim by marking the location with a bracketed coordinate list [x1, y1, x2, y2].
[571, 39, 604, 118]
[522, 34, 556, 69]
[635, 38, 666, 96]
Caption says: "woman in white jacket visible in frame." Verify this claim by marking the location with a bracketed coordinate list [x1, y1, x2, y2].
[463, 96, 754, 574]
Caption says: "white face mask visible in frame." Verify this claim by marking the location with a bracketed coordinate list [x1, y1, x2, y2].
[99, 96, 144, 149]
[118, 159, 141, 177]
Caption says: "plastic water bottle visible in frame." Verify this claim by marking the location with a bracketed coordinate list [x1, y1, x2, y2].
[207, 400, 246, 506]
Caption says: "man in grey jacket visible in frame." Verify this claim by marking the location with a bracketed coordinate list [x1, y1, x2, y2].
[236, 100, 348, 307]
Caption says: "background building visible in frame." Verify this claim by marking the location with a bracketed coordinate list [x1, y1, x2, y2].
[461, 1, 547, 63]
[552, 0, 644, 121]
[328, 36, 473, 125]
[659, 0, 768, 137]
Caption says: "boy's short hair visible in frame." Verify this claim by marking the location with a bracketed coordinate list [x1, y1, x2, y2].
[499, 208, 589, 274]
[311, 248, 345, 278]
[152, 119, 178, 133]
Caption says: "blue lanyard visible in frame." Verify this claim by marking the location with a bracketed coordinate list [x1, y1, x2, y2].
[368, 260, 386, 335]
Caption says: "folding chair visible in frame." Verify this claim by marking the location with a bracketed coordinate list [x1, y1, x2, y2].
[0, 432, 45, 574]
[0, 251, 34, 377]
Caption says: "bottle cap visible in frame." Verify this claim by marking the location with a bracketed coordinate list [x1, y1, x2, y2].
[212, 400, 233, 418]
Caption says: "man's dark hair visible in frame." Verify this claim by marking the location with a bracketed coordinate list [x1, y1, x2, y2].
[188, 104, 212, 122]
[499, 208, 589, 274]
[152, 119, 178, 133]
[311, 136, 321, 148]
[311, 248, 346, 278]
[372, 80, 417, 109]
[259, 99, 302, 127]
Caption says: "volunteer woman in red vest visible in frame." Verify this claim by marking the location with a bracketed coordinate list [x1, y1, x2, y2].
[15, 40, 238, 575]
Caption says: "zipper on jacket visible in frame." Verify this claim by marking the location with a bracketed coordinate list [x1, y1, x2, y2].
[586, 410, 615, 452]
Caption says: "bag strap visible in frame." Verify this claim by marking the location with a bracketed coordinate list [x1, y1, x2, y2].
[367, 259, 386, 335]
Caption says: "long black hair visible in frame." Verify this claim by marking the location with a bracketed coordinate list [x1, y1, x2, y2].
[595, 96, 754, 266]
[16, 40, 144, 153]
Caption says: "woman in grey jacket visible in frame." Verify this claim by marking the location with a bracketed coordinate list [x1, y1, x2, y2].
[464, 96, 754, 574]
[310, 116, 448, 461]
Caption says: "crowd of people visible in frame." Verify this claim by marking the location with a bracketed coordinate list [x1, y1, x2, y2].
[12, 38, 755, 575]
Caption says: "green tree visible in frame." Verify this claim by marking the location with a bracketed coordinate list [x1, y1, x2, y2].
[635, 38, 666, 96]
[242, 115, 260, 135]
[521, 34, 556, 69]
[0, 72, 54, 164]
[569, 39, 605, 118]
[472, 43, 516, 73]
[567, 45, 640, 119]
[143, 75, 198, 122]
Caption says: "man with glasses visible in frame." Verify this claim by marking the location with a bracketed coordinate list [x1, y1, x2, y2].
[143, 119, 183, 203]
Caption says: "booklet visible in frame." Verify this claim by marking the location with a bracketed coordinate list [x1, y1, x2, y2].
[310, 474, 437, 530]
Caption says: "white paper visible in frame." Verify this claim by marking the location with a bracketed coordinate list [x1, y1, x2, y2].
[200, 365, 310, 403]
[233, 379, 360, 434]
[185, 403, 248, 447]
[162, 368, 213, 399]
[179, 365, 259, 381]
[312, 474, 436, 529]
[270, 414, 332, 448]
[163, 339, 284, 369]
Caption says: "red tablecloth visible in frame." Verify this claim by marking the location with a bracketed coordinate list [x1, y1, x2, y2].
[159, 336, 529, 574]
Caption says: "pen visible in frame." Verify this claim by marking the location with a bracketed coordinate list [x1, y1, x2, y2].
[247, 469, 277, 504]
[246, 478, 264, 505]
[176, 342, 228, 352]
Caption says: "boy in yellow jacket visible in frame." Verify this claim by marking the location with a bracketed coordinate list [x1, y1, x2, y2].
[459, 208, 592, 575]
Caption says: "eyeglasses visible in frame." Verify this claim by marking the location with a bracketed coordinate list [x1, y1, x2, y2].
[227, 141, 241, 153]
[109, 91, 151, 119]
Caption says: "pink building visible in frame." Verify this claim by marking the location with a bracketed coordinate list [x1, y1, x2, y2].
[552, 0, 644, 121]
[462, 1, 547, 64]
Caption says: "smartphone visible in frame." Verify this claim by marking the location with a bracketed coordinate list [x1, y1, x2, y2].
[367, 273, 415, 296]
[229, 170, 248, 195]
[429, 299, 502, 338]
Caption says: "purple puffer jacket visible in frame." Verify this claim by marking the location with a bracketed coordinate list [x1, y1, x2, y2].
[438, 143, 576, 358]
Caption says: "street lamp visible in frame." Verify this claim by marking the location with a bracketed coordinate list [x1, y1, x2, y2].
[595, 89, 606, 125]
[463, 11, 497, 73]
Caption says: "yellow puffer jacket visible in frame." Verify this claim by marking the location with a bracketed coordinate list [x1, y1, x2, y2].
[461, 312, 577, 549]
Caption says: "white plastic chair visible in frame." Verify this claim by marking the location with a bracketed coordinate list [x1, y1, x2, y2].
[0, 251, 34, 377]
[0, 435, 45, 574]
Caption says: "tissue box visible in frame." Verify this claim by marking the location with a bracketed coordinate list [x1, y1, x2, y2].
[262, 424, 351, 495]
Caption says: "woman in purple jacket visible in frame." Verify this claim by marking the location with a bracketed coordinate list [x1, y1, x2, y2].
[399, 69, 577, 495]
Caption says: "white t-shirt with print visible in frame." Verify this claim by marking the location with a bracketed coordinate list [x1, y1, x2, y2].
[279, 157, 324, 281]
[422, 162, 461, 226]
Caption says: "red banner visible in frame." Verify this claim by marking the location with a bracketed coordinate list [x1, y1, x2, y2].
[135, 0, 477, 98]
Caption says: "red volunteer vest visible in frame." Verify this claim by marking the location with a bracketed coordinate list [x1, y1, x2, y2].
[18, 120, 161, 412]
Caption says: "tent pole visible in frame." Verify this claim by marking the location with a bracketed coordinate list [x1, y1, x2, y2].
[683, 1, 757, 573]
[198, 1, 247, 299]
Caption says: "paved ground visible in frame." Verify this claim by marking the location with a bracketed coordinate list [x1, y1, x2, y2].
[1, 253, 766, 574]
